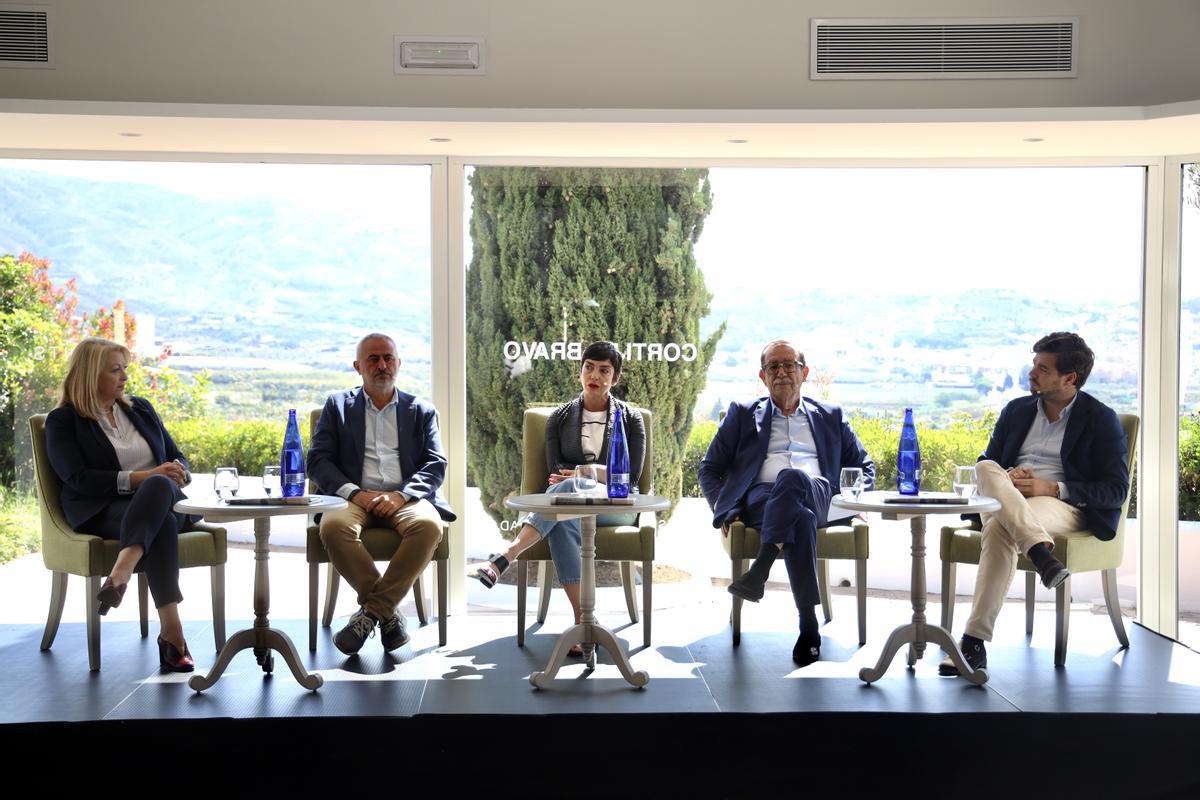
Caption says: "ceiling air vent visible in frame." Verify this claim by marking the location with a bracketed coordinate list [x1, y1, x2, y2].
[394, 36, 485, 75]
[0, 4, 51, 68]
[811, 17, 1076, 80]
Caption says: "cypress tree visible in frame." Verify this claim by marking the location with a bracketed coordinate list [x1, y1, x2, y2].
[466, 167, 723, 525]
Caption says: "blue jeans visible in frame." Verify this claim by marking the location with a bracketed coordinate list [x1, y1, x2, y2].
[523, 478, 637, 585]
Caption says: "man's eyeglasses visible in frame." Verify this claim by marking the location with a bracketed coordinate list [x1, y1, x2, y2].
[763, 361, 805, 374]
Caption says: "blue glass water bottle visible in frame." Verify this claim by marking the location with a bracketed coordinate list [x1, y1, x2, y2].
[281, 409, 306, 497]
[897, 407, 921, 496]
[607, 406, 631, 499]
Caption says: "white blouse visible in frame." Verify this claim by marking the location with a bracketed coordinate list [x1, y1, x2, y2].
[98, 403, 156, 494]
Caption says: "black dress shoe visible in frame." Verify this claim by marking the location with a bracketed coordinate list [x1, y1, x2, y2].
[728, 573, 766, 603]
[938, 638, 987, 676]
[96, 577, 127, 616]
[157, 636, 195, 673]
[792, 632, 821, 667]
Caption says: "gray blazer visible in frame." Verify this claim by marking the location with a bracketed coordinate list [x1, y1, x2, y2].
[543, 394, 646, 490]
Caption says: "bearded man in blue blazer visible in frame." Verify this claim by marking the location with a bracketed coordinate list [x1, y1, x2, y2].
[308, 333, 456, 656]
[940, 332, 1129, 676]
[699, 340, 874, 666]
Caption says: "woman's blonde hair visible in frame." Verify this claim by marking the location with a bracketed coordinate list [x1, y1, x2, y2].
[60, 337, 132, 420]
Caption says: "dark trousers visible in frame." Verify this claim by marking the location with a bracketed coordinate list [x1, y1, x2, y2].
[79, 474, 187, 609]
[742, 469, 831, 609]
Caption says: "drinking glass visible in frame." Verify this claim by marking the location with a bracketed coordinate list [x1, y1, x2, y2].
[213, 467, 239, 501]
[953, 465, 977, 499]
[574, 464, 601, 496]
[839, 467, 864, 501]
[262, 465, 281, 498]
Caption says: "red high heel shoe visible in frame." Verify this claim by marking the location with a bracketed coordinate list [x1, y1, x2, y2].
[96, 578, 127, 616]
[157, 636, 195, 673]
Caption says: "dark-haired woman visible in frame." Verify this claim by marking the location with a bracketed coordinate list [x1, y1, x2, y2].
[471, 341, 645, 647]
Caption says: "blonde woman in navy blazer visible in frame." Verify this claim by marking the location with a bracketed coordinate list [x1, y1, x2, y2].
[45, 337, 198, 672]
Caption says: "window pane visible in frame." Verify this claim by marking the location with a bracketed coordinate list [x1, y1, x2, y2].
[1179, 162, 1200, 651]
[0, 159, 432, 568]
[461, 165, 1144, 621]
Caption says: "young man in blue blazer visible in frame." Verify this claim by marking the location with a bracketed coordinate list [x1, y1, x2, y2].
[699, 340, 874, 666]
[940, 332, 1129, 676]
[308, 333, 456, 655]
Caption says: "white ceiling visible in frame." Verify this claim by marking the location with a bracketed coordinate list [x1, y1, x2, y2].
[1, 101, 1200, 161]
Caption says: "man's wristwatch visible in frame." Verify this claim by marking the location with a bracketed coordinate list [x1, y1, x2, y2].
[348, 489, 362, 503]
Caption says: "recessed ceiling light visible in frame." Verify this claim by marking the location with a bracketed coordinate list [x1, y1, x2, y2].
[1022, 137, 1045, 143]
[727, 138, 749, 144]
[429, 137, 452, 142]
[118, 132, 142, 138]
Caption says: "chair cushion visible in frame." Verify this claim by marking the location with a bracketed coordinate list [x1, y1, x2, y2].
[939, 524, 1122, 574]
[722, 521, 869, 561]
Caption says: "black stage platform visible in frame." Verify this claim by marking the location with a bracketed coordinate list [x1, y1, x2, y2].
[2, 593, 1198, 797]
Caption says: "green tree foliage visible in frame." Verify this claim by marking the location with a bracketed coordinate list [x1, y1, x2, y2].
[0, 252, 81, 486]
[466, 168, 723, 523]
[0, 252, 211, 489]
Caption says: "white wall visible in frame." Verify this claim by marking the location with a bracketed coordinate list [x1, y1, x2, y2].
[2, 0, 1199, 110]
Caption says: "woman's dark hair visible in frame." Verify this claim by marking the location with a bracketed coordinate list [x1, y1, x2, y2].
[581, 340, 623, 379]
[1033, 331, 1094, 389]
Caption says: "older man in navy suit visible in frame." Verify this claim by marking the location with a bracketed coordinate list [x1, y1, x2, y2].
[699, 340, 874, 665]
[940, 332, 1129, 676]
[308, 333, 456, 655]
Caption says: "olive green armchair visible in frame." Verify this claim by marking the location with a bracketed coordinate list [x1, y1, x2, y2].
[939, 413, 1138, 666]
[305, 408, 449, 650]
[515, 406, 656, 648]
[31, 413, 228, 671]
[723, 519, 870, 646]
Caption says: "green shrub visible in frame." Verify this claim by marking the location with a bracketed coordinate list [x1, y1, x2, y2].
[676, 411, 995, 496]
[1176, 412, 1200, 520]
[680, 419, 718, 497]
[851, 411, 995, 493]
[0, 488, 38, 565]
[168, 415, 312, 475]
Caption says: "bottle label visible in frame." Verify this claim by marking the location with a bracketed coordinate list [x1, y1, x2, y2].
[610, 473, 630, 485]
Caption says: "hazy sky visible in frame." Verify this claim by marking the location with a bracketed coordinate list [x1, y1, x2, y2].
[6, 158, 1191, 307]
[698, 166, 1148, 303]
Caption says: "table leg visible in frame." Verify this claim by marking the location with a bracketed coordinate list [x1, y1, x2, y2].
[252, 517, 271, 667]
[910, 515, 928, 662]
[530, 514, 648, 690]
[858, 513, 988, 685]
[189, 515, 323, 692]
[580, 512, 596, 662]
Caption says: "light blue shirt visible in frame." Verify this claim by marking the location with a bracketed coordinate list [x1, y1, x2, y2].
[755, 402, 823, 486]
[1016, 393, 1077, 500]
[336, 388, 412, 502]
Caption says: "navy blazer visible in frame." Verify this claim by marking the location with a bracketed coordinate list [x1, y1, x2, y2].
[980, 391, 1128, 541]
[698, 396, 875, 528]
[307, 388, 456, 522]
[45, 396, 190, 529]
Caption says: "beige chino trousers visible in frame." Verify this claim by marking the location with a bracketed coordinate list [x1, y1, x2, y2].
[964, 460, 1084, 641]
[318, 497, 443, 622]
